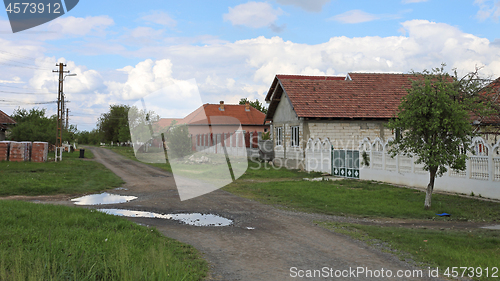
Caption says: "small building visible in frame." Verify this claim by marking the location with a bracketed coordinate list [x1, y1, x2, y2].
[0, 109, 16, 141]
[264, 73, 415, 169]
[158, 101, 270, 135]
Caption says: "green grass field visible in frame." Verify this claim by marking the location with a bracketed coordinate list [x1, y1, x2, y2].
[1, 147, 208, 280]
[320, 222, 500, 281]
[224, 178, 500, 222]
[0, 200, 207, 281]
[0, 150, 124, 196]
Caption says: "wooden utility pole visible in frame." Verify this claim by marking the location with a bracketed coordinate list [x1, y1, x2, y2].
[66, 108, 69, 130]
[53, 63, 69, 148]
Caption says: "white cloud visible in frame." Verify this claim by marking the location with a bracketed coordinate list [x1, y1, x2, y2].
[140, 11, 177, 28]
[474, 0, 500, 21]
[223, 2, 283, 29]
[329, 10, 380, 24]
[47, 16, 114, 36]
[106, 59, 176, 101]
[275, 0, 330, 12]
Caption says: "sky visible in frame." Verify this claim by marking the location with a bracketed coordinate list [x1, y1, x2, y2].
[1, 0, 500, 131]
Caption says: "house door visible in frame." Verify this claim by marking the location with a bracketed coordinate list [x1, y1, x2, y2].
[332, 149, 359, 179]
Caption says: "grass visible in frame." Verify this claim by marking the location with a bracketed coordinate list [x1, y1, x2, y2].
[104, 146, 172, 173]
[0, 150, 124, 196]
[223, 179, 500, 222]
[104, 145, 324, 180]
[0, 200, 207, 281]
[320, 222, 500, 281]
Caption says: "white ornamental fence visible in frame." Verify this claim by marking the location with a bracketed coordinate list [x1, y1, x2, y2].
[304, 136, 500, 200]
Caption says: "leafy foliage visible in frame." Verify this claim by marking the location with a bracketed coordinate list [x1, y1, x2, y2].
[9, 108, 76, 144]
[97, 104, 130, 143]
[387, 65, 494, 209]
[165, 122, 192, 159]
[239, 98, 268, 114]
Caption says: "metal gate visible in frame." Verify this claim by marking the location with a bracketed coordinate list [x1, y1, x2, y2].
[332, 149, 360, 178]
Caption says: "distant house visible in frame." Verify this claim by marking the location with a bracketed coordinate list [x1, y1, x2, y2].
[0, 109, 16, 141]
[263, 73, 416, 169]
[158, 101, 270, 135]
[472, 77, 500, 147]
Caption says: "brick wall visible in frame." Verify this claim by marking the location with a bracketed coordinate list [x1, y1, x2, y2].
[9, 142, 31, 162]
[0, 141, 10, 161]
[31, 142, 48, 162]
[307, 121, 393, 149]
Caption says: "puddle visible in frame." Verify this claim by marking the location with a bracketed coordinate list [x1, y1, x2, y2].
[481, 225, 500, 230]
[114, 187, 128, 191]
[97, 208, 232, 226]
[246, 227, 255, 230]
[71, 193, 137, 205]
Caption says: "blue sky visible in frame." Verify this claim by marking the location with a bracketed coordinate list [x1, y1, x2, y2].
[1, 0, 500, 131]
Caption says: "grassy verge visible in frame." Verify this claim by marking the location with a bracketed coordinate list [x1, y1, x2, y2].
[0, 200, 207, 281]
[105, 146, 173, 172]
[319, 222, 500, 281]
[0, 151, 124, 196]
[223, 179, 500, 222]
[104, 145, 323, 180]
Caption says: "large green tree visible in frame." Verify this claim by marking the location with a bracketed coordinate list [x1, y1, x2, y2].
[387, 65, 493, 209]
[239, 98, 268, 114]
[9, 108, 56, 144]
[97, 105, 130, 143]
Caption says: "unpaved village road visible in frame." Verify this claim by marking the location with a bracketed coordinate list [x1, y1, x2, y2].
[45, 147, 444, 280]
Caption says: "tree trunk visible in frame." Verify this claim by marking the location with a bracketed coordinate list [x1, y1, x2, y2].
[424, 167, 437, 210]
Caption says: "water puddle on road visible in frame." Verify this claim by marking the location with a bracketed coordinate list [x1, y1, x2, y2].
[71, 193, 137, 205]
[97, 208, 233, 227]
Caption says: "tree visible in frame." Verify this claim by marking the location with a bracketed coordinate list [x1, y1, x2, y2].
[97, 105, 130, 143]
[165, 121, 192, 159]
[239, 98, 268, 114]
[387, 65, 493, 209]
[9, 108, 56, 143]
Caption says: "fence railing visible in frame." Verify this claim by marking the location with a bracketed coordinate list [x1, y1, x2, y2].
[304, 136, 500, 182]
[359, 136, 500, 182]
[193, 130, 260, 157]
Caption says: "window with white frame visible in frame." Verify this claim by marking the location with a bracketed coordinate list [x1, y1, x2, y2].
[291, 126, 299, 147]
[276, 126, 283, 146]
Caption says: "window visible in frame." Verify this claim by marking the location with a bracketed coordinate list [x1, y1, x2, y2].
[291, 126, 299, 147]
[276, 126, 283, 146]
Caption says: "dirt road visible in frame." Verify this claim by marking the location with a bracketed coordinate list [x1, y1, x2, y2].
[43, 147, 445, 280]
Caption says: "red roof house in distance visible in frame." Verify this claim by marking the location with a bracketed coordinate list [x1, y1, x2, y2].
[157, 101, 269, 135]
[0, 109, 16, 141]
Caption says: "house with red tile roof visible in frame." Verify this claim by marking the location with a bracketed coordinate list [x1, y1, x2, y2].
[157, 101, 270, 135]
[0, 109, 16, 141]
[264, 73, 417, 169]
[264, 73, 500, 169]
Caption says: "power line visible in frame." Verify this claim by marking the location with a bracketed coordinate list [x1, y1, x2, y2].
[0, 89, 53, 95]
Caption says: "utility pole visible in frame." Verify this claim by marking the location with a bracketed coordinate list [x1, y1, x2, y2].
[66, 108, 69, 130]
[53, 63, 71, 162]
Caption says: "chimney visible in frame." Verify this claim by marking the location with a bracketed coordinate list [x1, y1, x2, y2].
[245, 101, 250, 111]
[219, 101, 225, 111]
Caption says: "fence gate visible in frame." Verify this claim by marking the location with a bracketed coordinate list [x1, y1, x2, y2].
[332, 149, 360, 178]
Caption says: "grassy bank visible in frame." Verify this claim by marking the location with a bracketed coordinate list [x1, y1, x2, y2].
[105, 146, 173, 172]
[104, 145, 323, 180]
[320, 222, 500, 281]
[0, 150, 124, 196]
[224, 179, 500, 222]
[0, 200, 207, 281]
